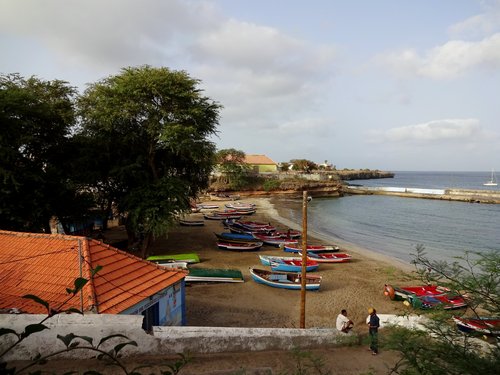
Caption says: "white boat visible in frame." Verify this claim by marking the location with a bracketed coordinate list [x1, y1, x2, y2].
[483, 169, 498, 186]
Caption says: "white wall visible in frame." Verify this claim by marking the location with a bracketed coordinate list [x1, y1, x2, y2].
[0, 314, 354, 361]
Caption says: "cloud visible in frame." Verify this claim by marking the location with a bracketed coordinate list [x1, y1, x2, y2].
[367, 118, 487, 143]
[377, 33, 500, 79]
[0, 0, 220, 71]
[448, 0, 500, 39]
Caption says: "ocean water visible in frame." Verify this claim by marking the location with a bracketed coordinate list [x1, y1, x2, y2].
[277, 171, 500, 265]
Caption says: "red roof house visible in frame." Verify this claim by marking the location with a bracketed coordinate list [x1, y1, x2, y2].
[243, 154, 278, 173]
[0, 230, 186, 328]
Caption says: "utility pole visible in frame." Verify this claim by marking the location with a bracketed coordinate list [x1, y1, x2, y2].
[299, 190, 308, 328]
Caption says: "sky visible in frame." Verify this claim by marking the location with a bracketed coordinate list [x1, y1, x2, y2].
[1, 0, 500, 172]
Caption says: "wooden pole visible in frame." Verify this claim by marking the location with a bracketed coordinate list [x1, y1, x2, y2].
[300, 191, 308, 328]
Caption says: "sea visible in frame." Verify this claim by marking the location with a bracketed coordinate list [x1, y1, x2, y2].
[275, 171, 500, 265]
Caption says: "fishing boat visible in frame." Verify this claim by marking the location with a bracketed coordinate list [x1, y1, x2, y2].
[383, 284, 467, 309]
[301, 252, 352, 263]
[154, 261, 188, 269]
[225, 202, 256, 210]
[147, 253, 200, 264]
[283, 244, 340, 253]
[217, 241, 263, 251]
[252, 233, 299, 247]
[483, 169, 498, 186]
[259, 254, 303, 266]
[270, 259, 319, 272]
[204, 213, 242, 220]
[249, 268, 322, 290]
[452, 316, 500, 336]
[179, 219, 204, 226]
[274, 229, 301, 239]
[214, 232, 262, 243]
[186, 268, 244, 283]
[196, 203, 219, 210]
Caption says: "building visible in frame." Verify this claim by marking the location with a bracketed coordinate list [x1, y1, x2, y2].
[0, 230, 186, 331]
[243, 154, 278, 173]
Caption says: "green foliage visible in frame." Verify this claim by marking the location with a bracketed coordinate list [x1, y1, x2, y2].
[215, 148, 251, 190]
[262, 179, 281, 192]
[0, 73, 91, 232]
[384, 247, 500, 375]
[276, 348, 331, 375]
[289, 159, 317, 173]
[77, 65, 220, 256]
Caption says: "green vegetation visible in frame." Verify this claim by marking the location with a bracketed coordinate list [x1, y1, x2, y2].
[262, 179, 282, 191]
[383, 246, 500, 375]
[1, 67, 220, 257]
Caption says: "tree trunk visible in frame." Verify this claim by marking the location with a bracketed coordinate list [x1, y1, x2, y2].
[140, 232, 153, 259]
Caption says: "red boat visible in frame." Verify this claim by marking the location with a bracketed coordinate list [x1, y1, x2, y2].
[301, 252, 352, 263]
[453, 316, 500, 336]
[384, 284, 467, 309]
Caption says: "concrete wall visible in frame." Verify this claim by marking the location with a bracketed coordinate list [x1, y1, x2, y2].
[1, 314, 356, 361]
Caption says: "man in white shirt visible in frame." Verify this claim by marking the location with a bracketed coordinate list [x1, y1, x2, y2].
[336, 309, 354, 333]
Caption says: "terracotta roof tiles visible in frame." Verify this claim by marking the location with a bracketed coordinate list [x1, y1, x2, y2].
[243, 154, 277, 165]
[0, 230, 185, 314]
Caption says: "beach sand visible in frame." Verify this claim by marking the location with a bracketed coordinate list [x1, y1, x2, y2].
[142, 196, 418, 374]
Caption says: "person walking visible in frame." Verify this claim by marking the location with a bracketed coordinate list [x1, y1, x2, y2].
[336, 309, 354, 333]
[367, 307, 380, 355]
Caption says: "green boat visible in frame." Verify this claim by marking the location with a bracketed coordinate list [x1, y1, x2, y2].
[186, 268, 244, 283]
[147, 253, 200, 264]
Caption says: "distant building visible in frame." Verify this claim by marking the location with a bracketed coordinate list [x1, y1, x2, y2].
[0, 230, 186, 331]
[244, 154, 278, 173]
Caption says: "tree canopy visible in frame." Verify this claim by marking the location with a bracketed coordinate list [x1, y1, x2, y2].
[0, 74, 89, 232]
[214, 148, 250, 189]
[77, 66, 220, 256]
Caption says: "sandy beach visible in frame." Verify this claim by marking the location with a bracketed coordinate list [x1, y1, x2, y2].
[142, 196, 418, 374]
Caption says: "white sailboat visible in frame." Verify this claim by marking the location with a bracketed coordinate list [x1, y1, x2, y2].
[483, 169, 498, 186]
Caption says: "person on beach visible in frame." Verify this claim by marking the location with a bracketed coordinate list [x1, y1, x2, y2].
[366, 307, 380, 355]
[336, 309, 354, 333]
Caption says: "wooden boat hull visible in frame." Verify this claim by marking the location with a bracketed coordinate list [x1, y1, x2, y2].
[215, 232, 262, 243]
[179, 219, 204, 226]
[453, 316, 500, 336]
[204, 214, 242, 220]
[186, 268, 244, 283]
[302, 252, 352, 263]
[249, 268, 321, 290]
[283, 244, 340, 253]
[147, 253, 200, 264]
[217, 241, 263, 251]
[270, 260, 319, 272]
[384, 284, 467, 309]
[259, 254, 302, 266]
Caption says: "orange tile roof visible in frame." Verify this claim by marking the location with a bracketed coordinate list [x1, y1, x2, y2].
[243, 154, 277, 165]
[0, 230, 186, 314]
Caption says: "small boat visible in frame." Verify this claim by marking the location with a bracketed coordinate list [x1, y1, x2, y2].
[270, 259, 319, 272]
[204, 213, 242, 220]
[217, 241, 263, 251]
[214, 232, 262, 243]
[249, 268, 322, 290]
[283, 244, 340, 253]
[225, 202, 256, 210]
[274, 230, 301, 239]
[147, 253, 200, 264]
[259, 254, 303, 266]
[383, 284, 467, 309]
[453, 316, 500, 336]
[252, 234, 299, 247]
[154, 260, 188, 269]
[483, 169, 498, 186]
[302, 252, 352, 263]
[186, 268, 244, 283]
[197, 203, 219, 210]
[179, 219, 204, 226]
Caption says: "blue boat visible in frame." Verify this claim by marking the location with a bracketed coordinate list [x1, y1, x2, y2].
[249, 268, 322, 290]
[214, 232, 261, 243]
[258, 255, 319, 272]
[270, 259, 319, 272]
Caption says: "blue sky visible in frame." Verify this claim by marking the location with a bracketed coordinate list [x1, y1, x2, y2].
[1, 0, 499, 171]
